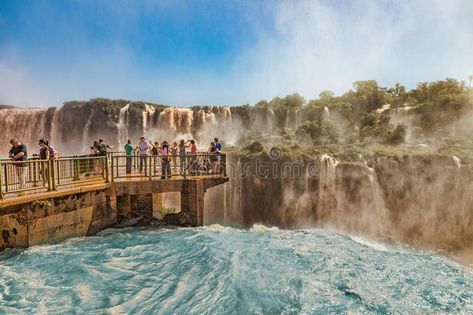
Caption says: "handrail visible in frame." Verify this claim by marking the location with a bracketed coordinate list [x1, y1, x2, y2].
[0, 153, 227, 199]
[109, 153, 227, 181]
[0, 156, 107, 199]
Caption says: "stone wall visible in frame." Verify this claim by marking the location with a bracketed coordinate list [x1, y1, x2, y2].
[0, 189, 117, 250]
[0, 177, 228, 250]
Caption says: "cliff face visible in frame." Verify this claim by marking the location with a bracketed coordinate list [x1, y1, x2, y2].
[2, 97, 473, 262]
[204, 151, 473, 258]
[0, 99, 315, 155]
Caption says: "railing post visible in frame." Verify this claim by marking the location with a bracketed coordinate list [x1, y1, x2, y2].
[0, 161, 3, 199]
[32, 161, 38, 187]
[222, 153, 227, 177]
[55, 160, 60, 187]
[148, 155, 152, 180]
[115, 154, 119, 179]
[50, 160, 56, 190]
[106, 155, 111, 183]
[73, 158, 79, 180]
[4, 163, 10, 193]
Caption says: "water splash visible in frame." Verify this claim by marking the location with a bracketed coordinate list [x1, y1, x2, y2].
[117, 104, 130, 147]
[81, 107, 95, 153]
[0, 226, 472, 314]
[142, 104, 156, 135]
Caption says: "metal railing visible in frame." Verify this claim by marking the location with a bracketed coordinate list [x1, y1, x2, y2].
[0, 153, 226, 199]
[109, 152, 227, 181]
[0, 156, 107, 198]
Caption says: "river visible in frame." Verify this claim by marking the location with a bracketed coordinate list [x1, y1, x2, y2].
[0, 225, 472, 314]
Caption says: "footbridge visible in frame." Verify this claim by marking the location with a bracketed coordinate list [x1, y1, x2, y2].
[0, 153, 228, 250]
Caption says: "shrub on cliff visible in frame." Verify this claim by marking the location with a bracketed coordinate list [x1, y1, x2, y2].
[296, 120, 339, 144]
[246, 141, 264, 153]
[384, 124, 407, 145]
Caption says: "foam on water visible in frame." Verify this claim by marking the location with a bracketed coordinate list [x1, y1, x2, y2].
[0, 226, 472, 314]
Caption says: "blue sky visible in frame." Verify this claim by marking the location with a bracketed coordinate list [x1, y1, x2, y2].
[1, 0, 473, 107]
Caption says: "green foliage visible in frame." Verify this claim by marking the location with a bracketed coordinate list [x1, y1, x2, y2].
[246, 141, 264, 153]
[296, 120, 339, 144]
[384, 124, 407, 145]
[359, 113, 406, 145]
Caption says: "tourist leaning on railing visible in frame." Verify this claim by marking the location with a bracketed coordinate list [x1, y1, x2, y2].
[124, 139, 134, 174]
[8, 139, 28, 190]
[160, 141, 172, 179]
[136, 136, 149, 173]
[149, 140, 160, 174]
[208, 142, 219, 174]
[171, 142, 178, 173]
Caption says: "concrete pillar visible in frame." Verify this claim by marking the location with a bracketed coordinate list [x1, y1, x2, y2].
[136, 194, 153, 218]
[181, 179, 205, 226]
[152, 193, 163, 219]
[117, 195, 131, 217]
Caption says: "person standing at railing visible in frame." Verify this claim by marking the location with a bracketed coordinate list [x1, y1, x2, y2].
[37, 139, 50, 184]
[171, 142, 178, 173]
[208, 142, 219, 174]
[179, 139, 191, 175]
[124, 139, 134, 174]
[149, 140, 160, 174]
[135, 136, 149, 173]
[189, 139, 198, 175]
[9, 139, 28, 190]
[160, 141, 172, 179]
[214, 138, 222, 174]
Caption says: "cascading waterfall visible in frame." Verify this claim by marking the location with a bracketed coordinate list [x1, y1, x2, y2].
[142, 104, 156, 135]
[82, 108, 95, 153]
[317, 154, 339, 220]
[452, 155, 462, 168]
[117, 104, 130, 147]
[50, 107, 62, 147]
[157, 108, 194, 134]
[323, 106, 330, 120]
[0, 108, 47, 154]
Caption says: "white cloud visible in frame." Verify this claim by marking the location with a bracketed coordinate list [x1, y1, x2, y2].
[235, 0, 473, 103]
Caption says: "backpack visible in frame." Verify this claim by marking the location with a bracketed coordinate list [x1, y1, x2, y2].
[97, 143, 107, 156]
[49, 145, 59, 160]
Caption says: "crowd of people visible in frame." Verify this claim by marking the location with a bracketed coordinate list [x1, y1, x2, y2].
[5, 136, 224, 192]
[122, 137, 223, 179]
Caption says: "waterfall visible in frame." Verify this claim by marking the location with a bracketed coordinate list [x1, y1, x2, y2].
[323, 107, 330, 120]
[366, 166, 387, 213]
[82, 108, 95, 153]
[317, 154, 339, 219]
[142, 104, 156, 135]
[157, 108, 194, 134]
[117, 104, 130, 147]
[295, 109, 303, 128]
[452, 156, 462, 168]
[0, 108, 47, 154]
[50, 107, 62, 147]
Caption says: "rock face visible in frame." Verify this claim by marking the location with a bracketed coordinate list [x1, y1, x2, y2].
[3, 97, 473, 260]
[204, 153, 473, 257]
[0, 99, 318, 155]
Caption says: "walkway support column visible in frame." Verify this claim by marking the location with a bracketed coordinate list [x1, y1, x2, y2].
[181, 179, 204, 226]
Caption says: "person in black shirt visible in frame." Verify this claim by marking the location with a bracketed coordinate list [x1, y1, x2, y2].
[9, 139, 28, 189]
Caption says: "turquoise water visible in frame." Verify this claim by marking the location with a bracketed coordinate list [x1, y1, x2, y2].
[0, 225, 472, 314]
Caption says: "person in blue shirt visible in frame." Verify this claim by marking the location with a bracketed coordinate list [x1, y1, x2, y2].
[124, 139, 134, 174]
[214, 138, 222, 151]
[214, 138, 222, 174]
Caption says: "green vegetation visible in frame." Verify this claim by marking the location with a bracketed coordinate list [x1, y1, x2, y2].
[232, 77, 473, 164]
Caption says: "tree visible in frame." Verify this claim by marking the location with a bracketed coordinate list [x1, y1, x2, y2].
[283, 93, 305, 108]
[351, 80, 387, 112]
[468, 74, 473, 88]
[387, 83, 408, 108]
[319, 90, 334, 99]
